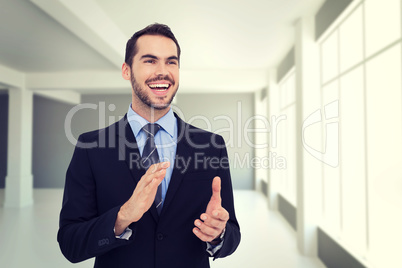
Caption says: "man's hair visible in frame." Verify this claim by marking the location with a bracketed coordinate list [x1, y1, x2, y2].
[125, 23, 181, 67]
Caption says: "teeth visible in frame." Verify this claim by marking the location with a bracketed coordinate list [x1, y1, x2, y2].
[148, 84, 169, 89]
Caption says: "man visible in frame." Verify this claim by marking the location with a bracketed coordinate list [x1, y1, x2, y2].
[58, 23, 240, 268]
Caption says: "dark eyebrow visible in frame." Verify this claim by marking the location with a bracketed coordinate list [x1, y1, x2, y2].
[140, 54, 158, 60]
[140, 54, 178, 61]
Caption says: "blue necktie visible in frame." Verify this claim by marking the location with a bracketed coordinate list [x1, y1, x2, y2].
[142, 123, 163, 214]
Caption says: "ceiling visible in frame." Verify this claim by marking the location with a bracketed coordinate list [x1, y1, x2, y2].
[0, 0, 325, 93]
[0, 0, 116, 72]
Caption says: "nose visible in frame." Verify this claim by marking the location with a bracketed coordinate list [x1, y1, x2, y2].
[155, 62, 168, 76]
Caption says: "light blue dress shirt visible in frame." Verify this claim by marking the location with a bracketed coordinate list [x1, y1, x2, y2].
[126, 105, 177, 207]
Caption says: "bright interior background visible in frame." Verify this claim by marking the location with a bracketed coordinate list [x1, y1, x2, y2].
[0, 0, 401, 268]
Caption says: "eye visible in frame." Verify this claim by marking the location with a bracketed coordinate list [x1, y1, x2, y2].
[144, 59, 156, 64]
[168, 60, 178, 65]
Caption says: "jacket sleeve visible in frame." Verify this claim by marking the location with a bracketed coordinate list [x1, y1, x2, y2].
[57, 134, 136, 263]
[212, 135, 241, 259]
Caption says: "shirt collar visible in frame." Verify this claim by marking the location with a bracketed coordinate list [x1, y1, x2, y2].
[127, 105, 175, 138]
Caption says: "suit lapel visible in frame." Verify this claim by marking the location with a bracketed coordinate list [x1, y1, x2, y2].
[117, 115, 159, 222]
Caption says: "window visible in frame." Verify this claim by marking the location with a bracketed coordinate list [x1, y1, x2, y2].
[318, 1, 402, 266]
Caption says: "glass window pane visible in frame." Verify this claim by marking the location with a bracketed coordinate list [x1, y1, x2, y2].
[280, 82, 287, 108]
[278, 72, 297, 205]
[364, 0, 401, 57]
[322, 80, 341, 235]
[339, 66, 367, 256]
[339, 5, 364, 73]
[321, 31, 339, 84]
[366, 44, 402, 267]
[287, 73, 296, 104]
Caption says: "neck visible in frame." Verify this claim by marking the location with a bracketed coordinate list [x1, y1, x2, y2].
[131, 99, 170, 123]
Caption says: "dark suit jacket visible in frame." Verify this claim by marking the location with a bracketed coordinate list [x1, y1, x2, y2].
[57, 114, 241, 268]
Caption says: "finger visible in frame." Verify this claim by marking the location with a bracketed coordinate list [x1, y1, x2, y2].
[194, 220, 221, 240]
[211, 176, 221, 203]
[146, 162, 170, 175]
[200, 214, 225, 230]
[192, 227, 215, 242]
[145, 171, 166, 192]
[142, 182, 160, 201]
[141, 168, 166, 187]
[144, 162, 170, 182]
[212, 209, 230, 221]
[138, 166, 167, 193]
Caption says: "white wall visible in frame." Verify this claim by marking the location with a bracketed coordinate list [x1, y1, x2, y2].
[176, 93, 255, 190]
[32, 94, 131, 188]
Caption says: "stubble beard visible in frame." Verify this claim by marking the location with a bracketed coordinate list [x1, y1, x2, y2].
[130, 71, 177, 110]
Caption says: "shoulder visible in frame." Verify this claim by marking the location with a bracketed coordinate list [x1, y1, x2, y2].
[77, 117, 124, 144]
[78, 129, 100, 142]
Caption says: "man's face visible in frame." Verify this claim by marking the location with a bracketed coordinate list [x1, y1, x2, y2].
[128, 35, 179, 110]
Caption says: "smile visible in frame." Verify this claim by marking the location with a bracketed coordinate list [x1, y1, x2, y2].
[148, 83, 170, 91]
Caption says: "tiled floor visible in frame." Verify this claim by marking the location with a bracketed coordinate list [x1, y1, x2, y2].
[0, 189, 326, 268]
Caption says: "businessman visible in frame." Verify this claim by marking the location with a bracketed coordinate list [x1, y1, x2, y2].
[58, 23, 240, 268]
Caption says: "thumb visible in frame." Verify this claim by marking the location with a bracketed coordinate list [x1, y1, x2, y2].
[211, 176, 221, 203]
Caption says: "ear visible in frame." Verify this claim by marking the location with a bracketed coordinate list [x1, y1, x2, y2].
[122, 63, 131, 80]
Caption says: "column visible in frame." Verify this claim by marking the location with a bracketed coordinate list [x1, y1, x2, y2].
[294, 16, 322, 256]
[5, 87, 34, 207]
[267, 69, 279, 210]
[254, 88, 269, 194]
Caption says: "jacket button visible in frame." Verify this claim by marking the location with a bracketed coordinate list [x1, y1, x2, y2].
[157, 233, 164, 241]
